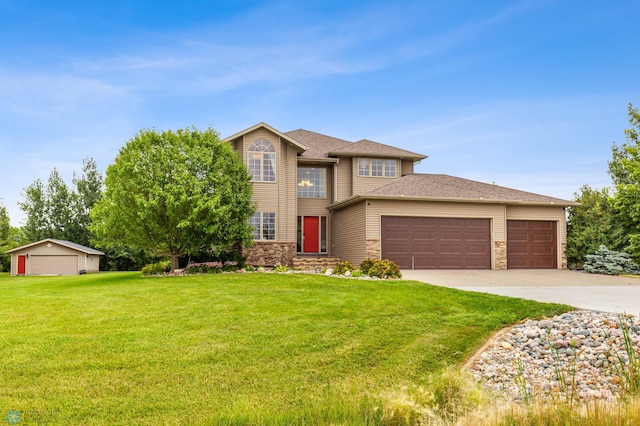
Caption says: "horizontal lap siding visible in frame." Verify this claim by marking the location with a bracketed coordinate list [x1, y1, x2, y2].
[336, 160, 352, 201]
[401, 160, 414, 176]
[243, 129, 297, 242]
[332, 201, 367, 265]
[352, 158, 400, 194]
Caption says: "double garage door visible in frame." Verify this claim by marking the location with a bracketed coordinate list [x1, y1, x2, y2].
[381, 216, 557, 269]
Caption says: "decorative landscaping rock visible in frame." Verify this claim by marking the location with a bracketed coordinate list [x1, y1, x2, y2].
[467, 310, 640, 402]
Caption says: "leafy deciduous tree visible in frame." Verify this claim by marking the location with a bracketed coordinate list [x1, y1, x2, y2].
[566, 185, 627, 267]
[90, 127, 255, 271]
[18, 158, 103, 246]
[0, 203, 13, 271]
[611, 103, 640, 258]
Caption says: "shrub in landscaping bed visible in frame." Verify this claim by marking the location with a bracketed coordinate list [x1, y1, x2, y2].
[186, 261, 239, 274]
[583, 245, 640, 275]
[359, 258, 377, 276]
[367, 259, 402, 279]
[333, 261, 355, 275]
[141, 260, 171, 275]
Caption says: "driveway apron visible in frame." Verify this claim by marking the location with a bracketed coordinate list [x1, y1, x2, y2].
[401, 269, 640, 314]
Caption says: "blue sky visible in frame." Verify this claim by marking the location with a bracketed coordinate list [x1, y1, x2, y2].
[1, 0, 638, 225]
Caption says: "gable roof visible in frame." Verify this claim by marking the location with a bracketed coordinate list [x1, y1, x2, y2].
[8, 238, 105, 255]
[329, 174, 577, 210]
[224, 122, 308, 152]
[328, 139, 427, 160]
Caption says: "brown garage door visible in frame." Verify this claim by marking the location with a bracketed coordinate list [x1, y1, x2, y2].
[381, 216, 491, 269]
[30, 255, 78, 275]
[507, 220, 557, 269]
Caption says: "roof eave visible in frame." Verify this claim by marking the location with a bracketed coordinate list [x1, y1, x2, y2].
[327, 152, 427, 160]
[8, 238, 105, 255]
[328, 194, 577, 211]
[297, 157, 340, 164]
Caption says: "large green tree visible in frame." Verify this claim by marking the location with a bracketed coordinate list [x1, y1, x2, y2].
[0, 203, 14, 271]
[18, 158, 102, 245]
[610, 103, 640, 258]
[566, 185, 627, 267]
[90, 127, 255, 271]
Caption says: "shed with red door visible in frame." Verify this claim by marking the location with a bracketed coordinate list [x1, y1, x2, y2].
[9, 239, 104, 276]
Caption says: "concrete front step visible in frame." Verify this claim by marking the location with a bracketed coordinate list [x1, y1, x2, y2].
[292, 257, 342, 271]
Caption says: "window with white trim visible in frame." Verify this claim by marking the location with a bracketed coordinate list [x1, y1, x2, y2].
[248, 139, 276, 182]
[357, 158, 396, 177]
[297, 167, 327, 198]
[249, 212, 276, 240]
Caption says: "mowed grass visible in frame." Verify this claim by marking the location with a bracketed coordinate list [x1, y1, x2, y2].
[0, 272, 570, 425]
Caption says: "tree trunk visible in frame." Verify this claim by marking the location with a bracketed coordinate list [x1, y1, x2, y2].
[170, 254, 180, 272]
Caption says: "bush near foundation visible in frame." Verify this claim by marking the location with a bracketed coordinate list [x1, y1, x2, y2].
[367, 259, 402, 279]
[583, 245, 640, 275]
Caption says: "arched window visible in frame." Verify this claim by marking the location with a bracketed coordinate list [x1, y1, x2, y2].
[248, 139, 276, 182]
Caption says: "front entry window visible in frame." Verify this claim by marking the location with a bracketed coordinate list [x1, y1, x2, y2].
[297, 216, 327, 253]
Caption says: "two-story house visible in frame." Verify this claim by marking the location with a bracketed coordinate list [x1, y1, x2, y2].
[225, 122, 576, 270]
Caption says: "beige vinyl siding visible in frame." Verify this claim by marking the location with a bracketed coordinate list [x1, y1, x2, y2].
[365, 200, 507, 241]
[401, 160, 414, 176]
[282, 138, 298, 241]
[231, 138, 244, 156]
[336, 159, 352, 201]
[241, 128, 298, 242]
[506, 205, 568, 243]
[332, 200, 367, 264]
[352, 158, 400, 194]
[84, 255, 100, 273]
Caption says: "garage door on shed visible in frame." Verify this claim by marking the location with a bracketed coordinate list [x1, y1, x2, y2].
[30, 255, 78, 275]
[507, 220, 557, 269]
[381, 216, 491, 269]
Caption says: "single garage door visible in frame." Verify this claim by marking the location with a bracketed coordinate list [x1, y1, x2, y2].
[507, 220, 557, 269]
[30, 255, 78, 275]
[381, 216, 491, 269]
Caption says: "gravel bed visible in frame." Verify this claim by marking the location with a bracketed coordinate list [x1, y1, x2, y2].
[467, 310, 640, 401]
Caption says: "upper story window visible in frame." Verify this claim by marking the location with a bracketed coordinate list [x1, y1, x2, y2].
[358, 158, 396, 178]
[297, 167, 327, 198]
[248, 139, 276, 182]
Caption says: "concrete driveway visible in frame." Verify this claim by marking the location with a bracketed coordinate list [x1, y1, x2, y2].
[401, 269, 640, 314]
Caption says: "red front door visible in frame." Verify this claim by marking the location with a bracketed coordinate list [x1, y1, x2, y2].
[303, 216, 319, 253]
[17, 255, 26, 275]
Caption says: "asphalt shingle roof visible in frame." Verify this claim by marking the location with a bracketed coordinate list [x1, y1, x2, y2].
[329, 139, 426, 160]
[285, 129, 352, 159]
[357, 174, 576, 205]
[285, 129, 427, 160]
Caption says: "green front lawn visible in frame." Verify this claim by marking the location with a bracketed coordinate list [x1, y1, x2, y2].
[0, 272, 570, 424]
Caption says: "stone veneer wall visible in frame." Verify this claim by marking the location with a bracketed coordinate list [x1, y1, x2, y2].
[243, 242, 297, 267]
[366, 239, 381, 260]
[494, 240, 507, 270]
[561, 242, 567, 269]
